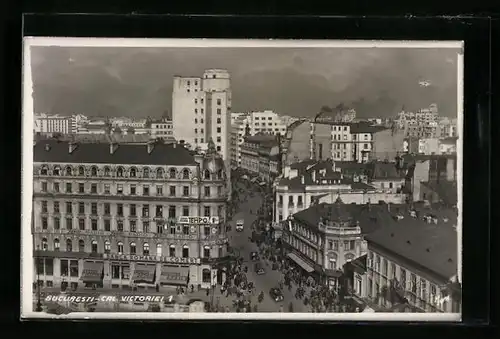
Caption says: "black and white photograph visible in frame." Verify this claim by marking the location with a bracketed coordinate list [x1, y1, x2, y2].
[21, 38, 463, 321]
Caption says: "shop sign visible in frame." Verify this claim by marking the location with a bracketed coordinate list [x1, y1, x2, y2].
[177, 216, 219, 225]
[103, 253, 201, 265]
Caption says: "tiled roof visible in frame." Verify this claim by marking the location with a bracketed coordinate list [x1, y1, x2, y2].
[34, 140, 197, 166]
[293, 201, 458, 279]
[365, 205, 458, 280]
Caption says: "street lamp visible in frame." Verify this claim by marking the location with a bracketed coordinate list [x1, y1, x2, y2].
[35, 245, 43, 312]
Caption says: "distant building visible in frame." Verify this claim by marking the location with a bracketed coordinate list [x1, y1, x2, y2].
[274, 159, 406, 224]
[239, 134, 279, 179]
[34, 115, 72, 134]
[172, 69, 232, 162]
[151, 118, 173, 138]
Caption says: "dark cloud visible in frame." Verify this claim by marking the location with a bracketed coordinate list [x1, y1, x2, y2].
[30, 46, 459, 118]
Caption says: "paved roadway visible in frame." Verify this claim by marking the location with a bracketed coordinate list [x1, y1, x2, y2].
[227, 180, 310, 313]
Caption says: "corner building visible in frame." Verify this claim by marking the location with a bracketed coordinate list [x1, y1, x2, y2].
[32, 140, 229, 292]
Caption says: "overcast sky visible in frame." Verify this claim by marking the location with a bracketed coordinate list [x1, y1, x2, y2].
[30, 46, 460, 118]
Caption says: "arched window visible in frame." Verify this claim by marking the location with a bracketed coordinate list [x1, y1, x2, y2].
[91, 240, 98, 253]
[54, 238, 60, 251]
[78, 239, 85, 252]
[40, 165, 48, 175]
[65, 166, 72, 176]
[91, 166, 98, 176]
[143, 243, 150, 255]
[156, 243, 162, 256]
[66, 239, 72, 252]
[117, 167, 124, 177]
[143, 167, 150, 178]
[78, 166, 85, 176]
[202, 268, 211, 283]
[53, 166, 61, 176]
[182, 244, 189, 258]
[104, 166, 111, 177]
[169, 244, 176, 257]
[41, 237, 48, 251]
[130, 167, 137, 178]
[204, 169, 211, 180]
[156, 168, 164, 179]
[130, 242, 136, 254]
[104, 240, 111, 254]
[169, 168, 177, 179]
[182, 169, 190, 179]
[117, 241, 124, 254]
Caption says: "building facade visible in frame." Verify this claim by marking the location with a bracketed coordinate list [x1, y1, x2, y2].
[281, 201, 368, 289]
[34, 115, 72, 134]
[274, 160, 406, 224]
[32, 140, 230, 293]
[151, 118, 174, 138]
[239, 134, 279, 178]
[356, 204, 461, 313]
[172, 69, 232, 162]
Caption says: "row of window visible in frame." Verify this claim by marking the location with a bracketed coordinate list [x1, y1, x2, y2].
[38, 165, 200, 179]
[38, 238, 216, 258]
[39, 181, 223, 197]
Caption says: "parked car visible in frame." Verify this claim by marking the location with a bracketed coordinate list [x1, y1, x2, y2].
[269, 288, 284, 302]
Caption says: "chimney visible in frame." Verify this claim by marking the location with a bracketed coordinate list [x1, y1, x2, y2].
[44, 144, 51, 151]
[147, 141, 155, 154]
[300, 175, 305, 184]
[110, 142, 118, 154]
[68, 142, 78, 154]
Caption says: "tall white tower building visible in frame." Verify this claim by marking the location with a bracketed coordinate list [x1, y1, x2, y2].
[172, 69, 232, 161]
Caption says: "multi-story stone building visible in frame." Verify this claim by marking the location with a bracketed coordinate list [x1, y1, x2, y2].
[355, 203, 461, 313]
[172, 69, 232, 162]
[32, 139, 229, 293]
[281, 200, 370, 289]
[150, 118, 174, 139]
[274, 160, 406, 224]
[34, 114, 72, 134]
[239, 134, 279, 179]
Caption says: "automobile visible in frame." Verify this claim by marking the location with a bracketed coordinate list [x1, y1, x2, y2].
[250, 251, 259, 261]
[236, 219, 244, 232]
[254, 263, 266, 275]
[269, 288, 284, 302]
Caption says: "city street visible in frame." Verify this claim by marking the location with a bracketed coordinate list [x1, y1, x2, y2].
[227, 178, 311, 312]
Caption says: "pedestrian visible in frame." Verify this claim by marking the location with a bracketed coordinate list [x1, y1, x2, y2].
[190, 285, 194, 293]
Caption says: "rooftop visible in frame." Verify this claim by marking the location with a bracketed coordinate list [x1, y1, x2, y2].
[292, 201, 458, 279]
[366, 161, 406, 180]
[350, 122, 388, 134]
[34, 133, 171, 144]
[34, 140, 197, 166]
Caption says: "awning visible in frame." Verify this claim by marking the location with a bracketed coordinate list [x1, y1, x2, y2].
[287, 253, 314, 273]
[132, 264, 156, 284]
[159, 266, 189, 286]
[80, 261, 104, 283]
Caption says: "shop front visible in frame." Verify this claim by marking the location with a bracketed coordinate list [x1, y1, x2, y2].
[80, 261, 104, 289]
[131, 263, 157, 291]
[158, 265, 189, 291]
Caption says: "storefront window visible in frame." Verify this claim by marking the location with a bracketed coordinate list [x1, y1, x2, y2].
[204, 246, 210, 258]
[61, 259, 69, 276]
[78, 240, 85, 252]
[36, 258, 44, 275]
[202, 269, 211, 283]
[169, 245, 176, 257]
[122, 264, 130, 279]
[45, 258, 54, 275]
[112, 264, 120, 279]
[182, 245, 189, 258]
[69, 260, 79, 277]
[156, 244, 162, 257]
